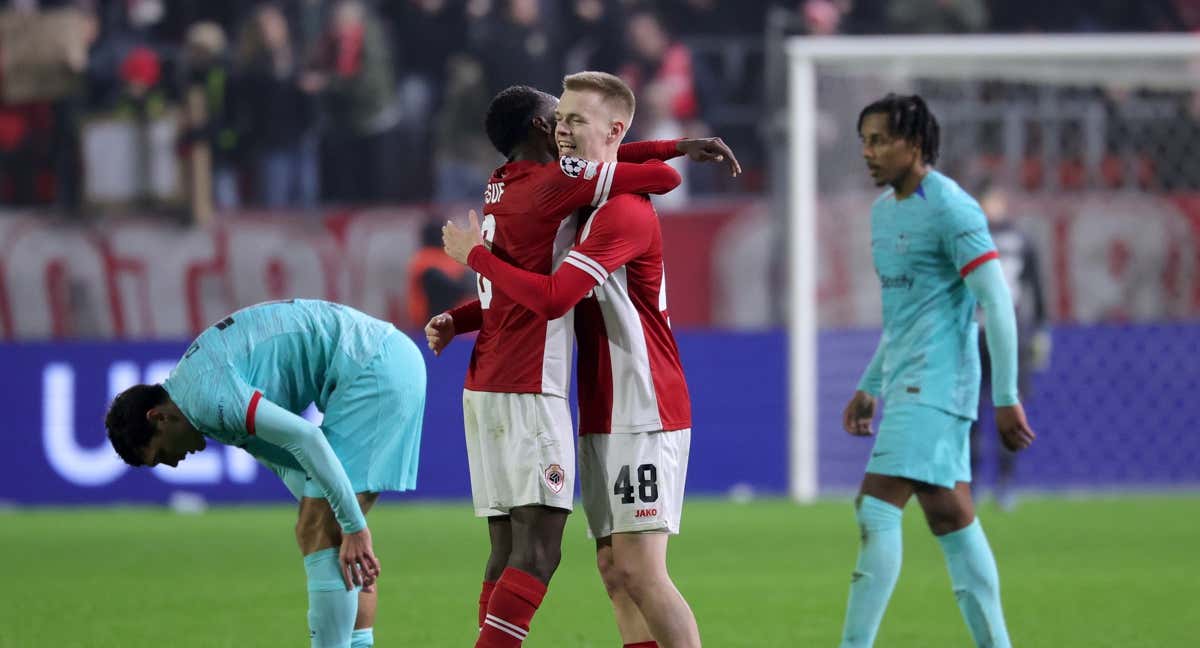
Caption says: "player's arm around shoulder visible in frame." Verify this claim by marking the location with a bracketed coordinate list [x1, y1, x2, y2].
[540, 153, 682, 210]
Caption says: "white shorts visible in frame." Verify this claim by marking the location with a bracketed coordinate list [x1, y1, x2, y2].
[463, 389, 575, 517]
[579, 429, 691, 538]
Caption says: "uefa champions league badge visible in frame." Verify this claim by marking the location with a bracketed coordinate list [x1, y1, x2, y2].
[559, 156, 592, 179]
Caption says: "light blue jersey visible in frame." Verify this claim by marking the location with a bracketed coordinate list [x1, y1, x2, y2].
[163, 299, 425, 530]
[863, 170, 998, 420]
[164, 299, 394, 445]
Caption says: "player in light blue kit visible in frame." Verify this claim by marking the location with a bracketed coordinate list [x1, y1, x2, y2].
[837, 95, 1037, 648]
[105, 299, 426, 648]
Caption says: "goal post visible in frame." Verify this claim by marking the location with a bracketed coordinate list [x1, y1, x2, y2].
[784, 34, 1200, 503]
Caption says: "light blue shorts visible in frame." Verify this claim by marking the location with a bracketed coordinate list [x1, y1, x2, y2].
[865, 403, 972, 490]
[302, 330, 426, 497]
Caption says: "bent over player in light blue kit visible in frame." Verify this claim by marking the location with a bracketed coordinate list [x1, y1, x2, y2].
[838, 95, 1037, 648]
[105, 299, 426, 648]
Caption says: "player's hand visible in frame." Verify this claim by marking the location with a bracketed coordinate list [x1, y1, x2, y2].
[843, 390, 876, 436]
[443, 210, 485, 265]
[676, 137, 742, 177]
[424, 313, 456, 356]
[996, 403, 1036, 452]
[339, 527, 380, 590]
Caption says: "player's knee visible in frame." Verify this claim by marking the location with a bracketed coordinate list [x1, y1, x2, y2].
[487, 539, 511, 566]
[596, 551, 625, 597]
[531, 540, 562, 576]
[608, 551, 666, 600]
[927, 509, 974, 536]
[508, 542, 561, 583]
[484, 549, 509, 581]
[616, 563, 665, 603]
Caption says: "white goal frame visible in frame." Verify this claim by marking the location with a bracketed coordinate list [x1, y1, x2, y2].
[785, 34, 1200, 503]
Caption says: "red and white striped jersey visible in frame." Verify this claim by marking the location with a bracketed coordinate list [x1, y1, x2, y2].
[461, 144, 681, 396]
[569, 194, 692, 435]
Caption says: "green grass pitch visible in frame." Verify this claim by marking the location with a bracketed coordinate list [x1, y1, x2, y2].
[2, 495, 1196, 647]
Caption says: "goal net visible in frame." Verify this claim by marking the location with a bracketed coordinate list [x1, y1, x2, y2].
[785, 35, 1200, 501]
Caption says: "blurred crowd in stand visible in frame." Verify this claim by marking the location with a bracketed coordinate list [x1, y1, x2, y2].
[0, 0, 1193, 213]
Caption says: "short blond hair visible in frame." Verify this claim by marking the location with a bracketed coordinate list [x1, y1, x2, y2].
[563, 71, 636, 123]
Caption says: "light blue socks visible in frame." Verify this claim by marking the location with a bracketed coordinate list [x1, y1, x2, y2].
[304, 548, 359, 648]
[937, 519, 1012, 648]
[350, 628, 374, 647]
[839, 495, 904, 648]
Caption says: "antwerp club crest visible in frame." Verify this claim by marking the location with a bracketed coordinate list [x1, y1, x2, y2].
[544, 464, 566, 493]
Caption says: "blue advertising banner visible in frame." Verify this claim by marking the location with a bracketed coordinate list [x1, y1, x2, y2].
[0, 331, 789, 505]
[815, 323, 1200, 493]
[1, 324, 1196, 505]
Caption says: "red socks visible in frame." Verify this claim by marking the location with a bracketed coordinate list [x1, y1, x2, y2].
[624, 643, 660, 648]
[478, 580, 497, 628]
[475, 568, 547, 647]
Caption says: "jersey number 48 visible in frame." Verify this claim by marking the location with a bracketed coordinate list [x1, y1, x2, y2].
[614, 463, 659, 504]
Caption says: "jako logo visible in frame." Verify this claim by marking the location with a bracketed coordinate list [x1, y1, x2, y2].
[635, 508, 658, 518]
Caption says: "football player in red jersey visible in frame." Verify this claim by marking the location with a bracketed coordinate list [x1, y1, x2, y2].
[443, 72, 740, 648]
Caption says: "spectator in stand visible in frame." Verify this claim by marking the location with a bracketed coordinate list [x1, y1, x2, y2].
[180, 21, 240, 210]
[0, 103, 52, 205]
[1170, 0, 1200, 31]
[381, 0, 468, 201]
[622, 10, 700, 134]
[52, 5, 100, 212]
[125, 0, 240, 45]
[432, 53, 494, 202]
[113, 45, 168, 206]
[663, 0, 769, 37]
[621, 9, 699, 206]
[563, 0, 627, 73]
[311, 0, 400, 203]
[235, 2, 320, 209]
[384, 0, 466, 96]
[116, 46, 163, 110]
[801, 0, 847, 35]
[0, 4, 96, 207]
[469, 0, 563, 97]
[986, 0, 1182, 33]
[848, 0, 989, 34]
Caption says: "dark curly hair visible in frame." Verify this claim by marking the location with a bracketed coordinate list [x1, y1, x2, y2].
[106, 383, 169, 467]
[857, 93, 941, 165]
[484, 85, 556, 159]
